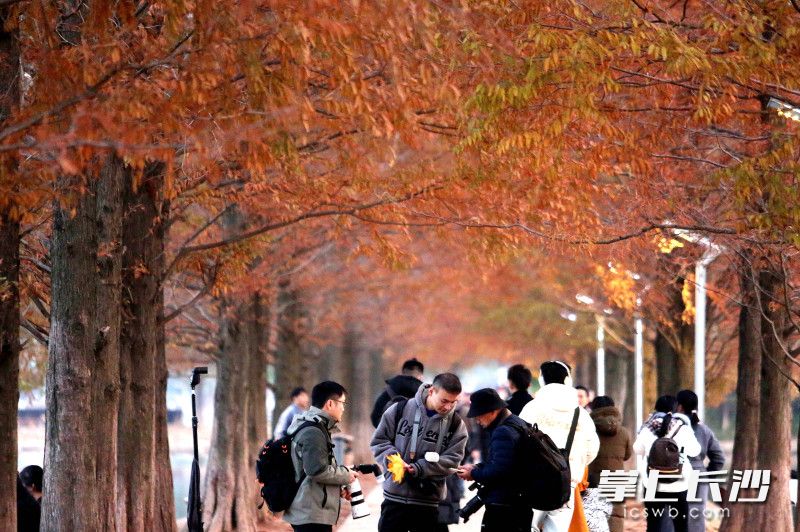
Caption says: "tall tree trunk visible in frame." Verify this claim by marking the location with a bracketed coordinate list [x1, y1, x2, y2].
[755, 268, 793, 530]
[154, 286, 177, 532]
[117, 166, 165, 531]
[654, 329, 680, 397]
[719, 257, 762, 532]
[205, 208, 258, 531]
[204, 298, 258, 532]
[0, 208, 20, 531]
[247, 292, 268, 524]
[275, 283, 311, 413]
[0, 8, 20, 530]
[42, 179, 101, 531]
[92, 157, 125, 531]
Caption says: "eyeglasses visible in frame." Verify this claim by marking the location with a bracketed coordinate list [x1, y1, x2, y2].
[333, 399, 348, 406]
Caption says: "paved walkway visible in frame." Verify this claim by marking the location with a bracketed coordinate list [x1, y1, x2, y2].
[339, 488, 484, 531]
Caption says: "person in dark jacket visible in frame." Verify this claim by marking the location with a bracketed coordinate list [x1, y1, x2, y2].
[17, 475, 40, 532]
[505, 364, 533, 415]
[588, 396, 632, 532]
[370, 358, 425, 428]
[457, 388, 531, 532]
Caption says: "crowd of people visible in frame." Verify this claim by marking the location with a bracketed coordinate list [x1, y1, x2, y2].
[274, 358, 725, 532]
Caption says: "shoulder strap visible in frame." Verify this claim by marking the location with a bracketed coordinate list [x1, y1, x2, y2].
[392, 397, 409, 431]
[564, 407, 580, 456]
[289, 419, 326, 442]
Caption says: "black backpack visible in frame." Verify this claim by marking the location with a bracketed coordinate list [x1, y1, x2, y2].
[646, 413, 683, 483]
[255, 420, 323, 512]
[510, 408, 579, 511]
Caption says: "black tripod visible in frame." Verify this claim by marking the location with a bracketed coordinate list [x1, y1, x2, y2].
[187, 366, 207, 532]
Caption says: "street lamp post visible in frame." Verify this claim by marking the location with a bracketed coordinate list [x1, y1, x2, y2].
[634, 316, 644, 430]
[694, 247, 721, 421]
[596, 316, 605, 396]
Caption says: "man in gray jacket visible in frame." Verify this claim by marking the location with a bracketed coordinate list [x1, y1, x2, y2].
[371, 373, 468, 532]
[283, 381, 358, 532]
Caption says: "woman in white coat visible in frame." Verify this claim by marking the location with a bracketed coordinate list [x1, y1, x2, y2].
[633, 395, 701, 532]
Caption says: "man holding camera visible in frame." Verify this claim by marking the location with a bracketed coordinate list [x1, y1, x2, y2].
[283, 381, 359, 532]
[457, 388, 532, 532]
[371, 373, 468, 532]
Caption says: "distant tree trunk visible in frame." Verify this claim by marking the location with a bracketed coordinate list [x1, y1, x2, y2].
[247, 291, 268, 524]
[719, 258, 762, 532]
[654, 272, 695, 395]
[605, 347, 629, 415]
[0, 9, 20, 530]
[92, 156, 125, 532]
[654, 329, 680, 398]
[204, 208, 259, 531]
[0, 208, 20, 531]
[204, 298, 258, 532]
[117, 166, 165, 531]
[275, 282, 311, 413]
[42, 178, 101, 531]
[343, 327, 372, 461]
[754, 268, 792, 530]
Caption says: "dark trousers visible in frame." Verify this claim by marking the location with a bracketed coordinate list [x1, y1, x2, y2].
[481, 503, 533, 532]
[378, 500, 440, 532]
[645, 490, 688, 532]
[291, 524, 332, 532]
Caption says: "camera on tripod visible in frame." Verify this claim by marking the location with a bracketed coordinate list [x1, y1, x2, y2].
[458, 482, 485, 523]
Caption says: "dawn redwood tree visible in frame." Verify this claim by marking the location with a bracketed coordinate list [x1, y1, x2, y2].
[0, 5, 19, 529]
[117, 164, 172, 532]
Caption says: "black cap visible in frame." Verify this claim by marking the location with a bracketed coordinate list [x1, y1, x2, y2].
[467, 388, 507, 418]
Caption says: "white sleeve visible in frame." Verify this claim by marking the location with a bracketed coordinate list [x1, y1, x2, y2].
[676, 424, 701, 458]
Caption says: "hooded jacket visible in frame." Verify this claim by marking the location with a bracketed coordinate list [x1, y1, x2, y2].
[588, 406, 633, 483]
[370, 374, 424, 428]
[282, 407, 352, 526]
[518, 383, 600, 485]
[633, 412, 701, 493]
[506, 389, 533, 416]
[370, 383, 469, 507]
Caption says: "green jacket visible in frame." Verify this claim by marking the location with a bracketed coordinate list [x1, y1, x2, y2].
[282, 407, 352, 526]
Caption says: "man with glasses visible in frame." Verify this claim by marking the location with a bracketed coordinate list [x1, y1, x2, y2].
[283, 381, 359, 532]
[371, 373, 468, 532]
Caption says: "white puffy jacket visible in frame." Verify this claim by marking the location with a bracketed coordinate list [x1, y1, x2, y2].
[519, 383, 600, 485]
[633, 412, 701, 493]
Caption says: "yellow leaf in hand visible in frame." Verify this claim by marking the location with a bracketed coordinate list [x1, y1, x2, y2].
[387, 453, 405, 483]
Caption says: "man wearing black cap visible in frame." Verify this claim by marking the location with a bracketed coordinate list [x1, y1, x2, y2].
[457, 388, 532, 532]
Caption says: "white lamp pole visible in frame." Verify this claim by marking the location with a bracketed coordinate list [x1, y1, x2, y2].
[634, 317, 644, 429]
[596, 316, 606, 396]
[694, 247, 720, 421]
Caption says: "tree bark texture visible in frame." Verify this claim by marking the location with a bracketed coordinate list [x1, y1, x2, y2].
[275, 283, 312, 414]
[92, 156, 125, 532]
[0, 8, 20, 530]
[247, 292, 268, 524]
[117, 166, 166, 531]
[204, 299, 258, 532]
[42, 180, 101, 531]
[154, 285, 178, 532]
[754, 268, 793, 531]
[0, 208, 20, 532]
[719, 258, 762, 532]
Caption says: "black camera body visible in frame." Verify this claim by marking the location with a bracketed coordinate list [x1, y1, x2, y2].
[351, 463, 382, 477]
[458, 482, 485, 523]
